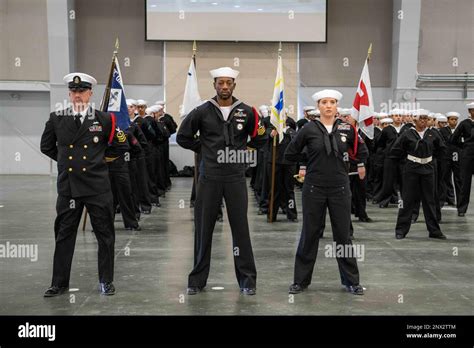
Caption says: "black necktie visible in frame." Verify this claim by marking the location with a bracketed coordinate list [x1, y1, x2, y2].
[74, 115, 82, 130]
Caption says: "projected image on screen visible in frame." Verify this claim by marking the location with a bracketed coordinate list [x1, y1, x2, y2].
[146, 0, 327, 42]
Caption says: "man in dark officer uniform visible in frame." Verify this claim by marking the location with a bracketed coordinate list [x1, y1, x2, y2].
[40, 73, 117, 296]
[451, 102, 474, 217]
[177, 67, 267, 296]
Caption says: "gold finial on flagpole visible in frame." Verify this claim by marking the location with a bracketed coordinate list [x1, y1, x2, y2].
[114, 38, 120, 56]
[367, 43, 373, 62]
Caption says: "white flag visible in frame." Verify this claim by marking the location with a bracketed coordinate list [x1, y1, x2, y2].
[181, 58, 202, 120]
[270, 55, 286, 143]
[352, 59, 374, 139]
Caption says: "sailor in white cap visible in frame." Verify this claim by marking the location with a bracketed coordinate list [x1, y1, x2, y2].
[296, 106, 316, 130]
[177, 66, 267, 296]
[390, 108, 447, 239]
[438, 112, 462, 207]
[149, 104, 171, 198]
[126, 99, 152, 216]
[135, 100, 161, 206]
[40, 72, 121, 296]
[153, 100, 178, 190]
[373, 108, 403, 208]
[370, 113, 390, 202]
[451, 103, 474, 216]
[285, 89, 367, 295]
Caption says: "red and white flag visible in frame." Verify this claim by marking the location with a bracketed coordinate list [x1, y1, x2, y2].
[352, 59, 374, 139]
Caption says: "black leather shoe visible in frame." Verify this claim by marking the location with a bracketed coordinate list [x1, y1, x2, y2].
[125, 225, 142, 231]
[142, 210, 151, 215]
[395, 233, 405, 239]
[288, 283, 307, 294]
[187, 286, 203, 295]
[288, 218, 298, 222]
[429, 233, 447, 240]
[240, 288, 256, 295]
[346, 284, 364, 295]
[458, 212, 465, 217]
[358, 217, 373, 223]
[99, 282, 115, 295]
[44, 286, 68, 297]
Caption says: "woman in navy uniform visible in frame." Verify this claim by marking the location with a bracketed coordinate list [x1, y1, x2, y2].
[40, 73, 119, 296]
[177, 67, 267, 296]
[451, 103, 474, 217]
[390, 109, 447, 239]
[284, 89, 367, 296]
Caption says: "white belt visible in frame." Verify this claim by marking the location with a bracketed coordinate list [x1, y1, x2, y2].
[407, 154, 432, 164]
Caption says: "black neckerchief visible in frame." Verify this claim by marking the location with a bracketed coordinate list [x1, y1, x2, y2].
[314, 118, 340, 157]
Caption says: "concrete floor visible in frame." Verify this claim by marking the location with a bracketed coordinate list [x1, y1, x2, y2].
[0, 175, 473, 315]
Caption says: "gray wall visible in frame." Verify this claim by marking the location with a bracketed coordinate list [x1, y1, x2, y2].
[300, 0, 393, 87]
[75, 0, 163, 85]
[418, 0, 474, 74]
[0, 0, 49, 81]
[0, 92, 51, 174]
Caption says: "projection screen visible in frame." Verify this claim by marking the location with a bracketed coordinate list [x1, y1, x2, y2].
[146, 0, 327, 42]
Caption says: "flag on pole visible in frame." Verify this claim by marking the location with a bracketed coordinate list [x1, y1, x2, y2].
[103, 56, 130, 130]
[270, 54, 286, 143]
[352, 58, 374, 139]
[181, 57, 202, 120]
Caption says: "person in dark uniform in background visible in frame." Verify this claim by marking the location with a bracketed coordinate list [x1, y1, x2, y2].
[155, 100, 178, 191]
[434, 114, 449, 208]
[126, 99, 152, 215]
[371, 114, 391, 202]
[451, 102, 474, 217]
[266, 116, 298, 222]
[136, 100, 160, 206]
[177, 67, 267, 296]
[106, 123, 141, 231]
[373, 109, 404, 207]
[150, 105, 170, 197]
[390, 109, 447, 240]
[285, 89, 367, 296]
[296, 106, 316, 131]
[251, 105, 270, 197]
[440, 112, 462, 206]
[40, 73, 117, 296]
[340, 109, 372, 223]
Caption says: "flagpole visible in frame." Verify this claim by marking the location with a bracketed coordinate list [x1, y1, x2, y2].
[82, 38, 120, 232]
[366, 43, 373, 63]
[268, 42, 282, 223]
[191, 40, 199, 190]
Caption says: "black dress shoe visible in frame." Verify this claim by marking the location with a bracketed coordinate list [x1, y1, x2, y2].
[99, 282, 115, 295]
[125, 225, 141, 231]
[240, 288, 256, 295]
[187, 286, 203, 295]
[346, 284, 364, 295]
[395, 233, 405, 240]
[142, 210, 151, 215]
[257, 209, 264, 215]
[288, 218, 298, 222]
[358, 216, 373, 223]
[429, 233, 447, 240]
[44, 286, 69, 297]
[458, 212, 465, 217]
[288, 283, 307, 294]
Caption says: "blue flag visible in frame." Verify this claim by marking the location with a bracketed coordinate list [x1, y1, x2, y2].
[105, 56, 130, 130]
